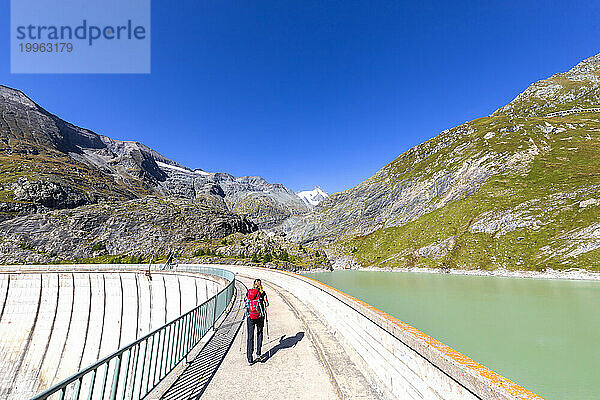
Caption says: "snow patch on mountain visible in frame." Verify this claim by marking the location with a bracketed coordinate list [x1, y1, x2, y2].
[297, 186, 328, 206]
[156, 161, 212, 176]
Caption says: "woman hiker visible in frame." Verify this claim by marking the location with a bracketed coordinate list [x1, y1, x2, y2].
[246, 279, 269, 364]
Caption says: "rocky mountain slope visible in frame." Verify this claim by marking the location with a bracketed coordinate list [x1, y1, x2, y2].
[155, 162, 308, 228]
[0, 87, 147, 217]
[286, 53, 600, 272]
[0, 85, 315, 264]
[0, 196, 256, 264]
[494, 53, 600, 118]
[0, 85, 307, 229]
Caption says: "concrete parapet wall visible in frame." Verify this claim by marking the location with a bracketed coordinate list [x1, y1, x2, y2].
[213, 264, 543, 400]
[0, 264, 227, 399]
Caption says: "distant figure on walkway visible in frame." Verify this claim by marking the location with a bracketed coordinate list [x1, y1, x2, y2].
[246, 279, 269, 364]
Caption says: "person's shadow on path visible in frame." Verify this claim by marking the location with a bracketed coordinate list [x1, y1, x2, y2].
[262, 332, 304, 362]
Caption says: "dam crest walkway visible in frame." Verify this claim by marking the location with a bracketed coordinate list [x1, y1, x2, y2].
[155, 275, 379, 400]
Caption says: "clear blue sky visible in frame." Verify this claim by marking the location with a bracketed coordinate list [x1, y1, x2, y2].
[2, 0, 600, 193]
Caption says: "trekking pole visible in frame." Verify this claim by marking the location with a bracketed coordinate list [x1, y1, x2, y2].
[239, 315, 244, 354]
[266, 309, 269, 339]
[240, 307, 246, 355]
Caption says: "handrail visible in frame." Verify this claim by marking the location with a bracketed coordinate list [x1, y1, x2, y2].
[30, 266, 236, 400]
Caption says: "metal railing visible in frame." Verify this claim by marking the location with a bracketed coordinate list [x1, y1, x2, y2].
[30, 266, 235, 400]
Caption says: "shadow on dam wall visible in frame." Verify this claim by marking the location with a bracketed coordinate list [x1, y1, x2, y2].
[0, 269, 225, 399]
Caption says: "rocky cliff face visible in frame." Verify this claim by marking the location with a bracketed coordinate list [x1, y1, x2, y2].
[155, 164, 308, 228]
[0, 87, 145, 219]
[0, 196, 257, 264]
[286, 53, 600, 272]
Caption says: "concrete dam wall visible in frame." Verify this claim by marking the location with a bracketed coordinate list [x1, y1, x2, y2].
[216, 264, 543, 400]
[0, 265, 226, 399]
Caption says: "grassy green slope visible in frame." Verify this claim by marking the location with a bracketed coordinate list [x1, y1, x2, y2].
[337, 111, 600, 272]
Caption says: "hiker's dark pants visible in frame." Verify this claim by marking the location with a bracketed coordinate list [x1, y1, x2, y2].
[246, 316, 264, 362]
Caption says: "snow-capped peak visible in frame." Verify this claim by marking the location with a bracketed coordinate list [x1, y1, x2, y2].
[296, 186, 328, 207]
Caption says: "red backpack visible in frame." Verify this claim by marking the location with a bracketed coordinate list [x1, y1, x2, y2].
[247, 288, 263, 319]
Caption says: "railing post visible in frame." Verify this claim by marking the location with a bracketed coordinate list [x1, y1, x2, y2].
[119, 348, 132, 400]
[73, 377, 82, 400]
[87, 368, 97, 400]
[144, 336, 155, 396]
[212, 294, 218, 330]
[109, 354, 122, 400]
[99, 363, 110, 400]
[127, 345, 140, 400]
[156, 328, 167, 384]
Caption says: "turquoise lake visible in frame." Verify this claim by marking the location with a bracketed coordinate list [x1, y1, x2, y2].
[303, 270, 600, 399]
